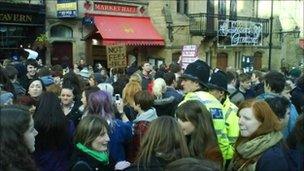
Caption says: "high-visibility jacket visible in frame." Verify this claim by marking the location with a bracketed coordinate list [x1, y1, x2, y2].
[223, 96, 239, 145]
[180, 91, 234, 160]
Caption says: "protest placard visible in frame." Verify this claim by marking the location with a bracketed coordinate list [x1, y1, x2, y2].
[179, 45, 199, 69]
[106, 45, 127, 68]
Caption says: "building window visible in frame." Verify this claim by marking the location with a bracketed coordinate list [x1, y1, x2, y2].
[50, 25, 73, 38]
[177, 0, 188, 14]
[229, 0, 237, 20]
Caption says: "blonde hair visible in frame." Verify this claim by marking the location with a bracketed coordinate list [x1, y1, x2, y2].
[122, 81, 142, 105]
[152, 78, 167, 99]
[129, 73, 142, 84]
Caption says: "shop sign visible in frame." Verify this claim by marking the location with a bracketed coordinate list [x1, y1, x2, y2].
[106, 45, 127, 68]
[94, 2, 137, 14]
[218, 20, 263, 46]
[57, 0, 77, 18]
[0, 13, 32, 23]
[179, 45, 199, 69]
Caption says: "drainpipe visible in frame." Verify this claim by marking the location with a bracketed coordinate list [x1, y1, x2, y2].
[268, 0, 274, 70]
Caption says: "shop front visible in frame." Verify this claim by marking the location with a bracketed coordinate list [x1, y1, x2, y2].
[0, 2, 45, 62]
[83, 1, 164, 69]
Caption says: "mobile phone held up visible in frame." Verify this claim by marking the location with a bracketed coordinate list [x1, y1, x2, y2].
[115, 94, 121, 101]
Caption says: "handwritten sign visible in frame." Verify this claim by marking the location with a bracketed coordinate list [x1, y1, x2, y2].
[106, 45, 127, 68]
[218, 20, 263, 46]
[179, 45, 199, 69]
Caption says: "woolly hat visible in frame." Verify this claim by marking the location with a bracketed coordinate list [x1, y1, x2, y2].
[79, 68, 91, 79]
[97, 83, 114, 96]
[0, 91, 14, 105]
[290, 68, 301, 78]
[180, 59, 210, 87]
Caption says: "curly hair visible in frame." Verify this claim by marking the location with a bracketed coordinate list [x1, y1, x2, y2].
[0, 105, 37, 171]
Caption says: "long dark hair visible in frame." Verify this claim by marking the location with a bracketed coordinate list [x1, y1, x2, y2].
[34, 92, 69, 149]
[0, 105, 37, 171]
[176, 100, 223, 164]
[136, 116, 190, 168]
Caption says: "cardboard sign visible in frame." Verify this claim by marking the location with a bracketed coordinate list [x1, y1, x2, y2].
[179, 45, 199, 69]
[106, 45, 127, 68]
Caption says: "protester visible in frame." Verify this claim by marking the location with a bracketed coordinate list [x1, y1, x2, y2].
[5, 65, 26, 97]
[176, 100, 223, 165]
[152, 78, 176, 117]
[165, 157, 221, 171]
[60, 83, 83, 127]
[19, 59, 38, 89]
[228, 99, 288, 171]
[251, 70, 264, 97]
[86, 90, 132, 169]
[122, 79, 142, 121]
[287, 114, 304, 153]
[26, 78, 46, 102]
[0, 105, 38, 171]
[257, 71, 299, 137]
[140, 62, 153, 90]
[265, 96, 291, 130]
[33, 92, 74, 171]
[80, 86, 100, 115]
[127, 90, 157, 162]
[70, 115, 110, 170]
[179, 60, 233, 161]
[126, 116, 190, 171]
[290, 75, 304, 114]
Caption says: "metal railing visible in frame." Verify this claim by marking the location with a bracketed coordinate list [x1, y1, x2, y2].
[188, 13, 269, 37]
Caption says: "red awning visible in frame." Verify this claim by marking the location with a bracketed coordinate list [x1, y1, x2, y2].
[94, 15, 165, 46]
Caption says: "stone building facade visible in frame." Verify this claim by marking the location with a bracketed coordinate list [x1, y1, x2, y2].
[43, 0, 303, 70]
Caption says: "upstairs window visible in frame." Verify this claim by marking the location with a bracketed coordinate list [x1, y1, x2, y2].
[50, 25, 73, 38]
[177, 0, 188, 14]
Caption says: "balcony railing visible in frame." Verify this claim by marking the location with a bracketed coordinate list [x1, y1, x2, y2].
[188, 13, 269, 37]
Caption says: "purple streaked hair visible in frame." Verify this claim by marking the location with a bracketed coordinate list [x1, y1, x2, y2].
[87, 90, 114, 121]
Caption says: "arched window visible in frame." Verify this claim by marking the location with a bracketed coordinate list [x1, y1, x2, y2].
[50, 25, 73, 38]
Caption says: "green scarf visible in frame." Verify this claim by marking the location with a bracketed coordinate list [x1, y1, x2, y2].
[237, 131, 283, 159]
[76, 143, 109, 164]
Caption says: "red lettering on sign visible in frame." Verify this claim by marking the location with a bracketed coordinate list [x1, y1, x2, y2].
[94, 3, 137, 14]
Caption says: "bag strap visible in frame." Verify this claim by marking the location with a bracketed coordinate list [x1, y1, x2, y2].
[229, 90, 240, 99]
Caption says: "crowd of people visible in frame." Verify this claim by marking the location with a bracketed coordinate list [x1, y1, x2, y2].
[0, 56, 303, 171]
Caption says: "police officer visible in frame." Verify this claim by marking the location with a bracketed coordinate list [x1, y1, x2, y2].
[179, 60, 234, 161]
[208, 69, 239, 165]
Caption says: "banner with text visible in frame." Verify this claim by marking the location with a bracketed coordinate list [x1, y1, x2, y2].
[179, 45, 199, 69]
[218, 20, 263, 46]
[106, 45, 127, 68]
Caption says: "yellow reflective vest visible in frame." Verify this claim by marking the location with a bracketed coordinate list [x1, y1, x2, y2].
[180, 91, 234, 160]
[223, 96, 239, 146]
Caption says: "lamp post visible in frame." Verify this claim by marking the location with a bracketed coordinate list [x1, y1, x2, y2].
[268, 0, 274, 70]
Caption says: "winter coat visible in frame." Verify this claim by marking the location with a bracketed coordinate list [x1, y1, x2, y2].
[33, 120, 75, 171]
[127, 108, 158, 162]
[70, 147, 111, 171]
[108, 120, 133, 164]
[65, 101, 83, 127]
[125, 154, 169, 171]
[290, 85, 304, 114]
[257, 92, 299, 137]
